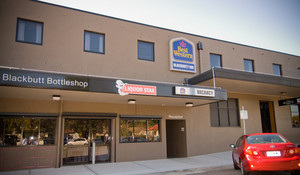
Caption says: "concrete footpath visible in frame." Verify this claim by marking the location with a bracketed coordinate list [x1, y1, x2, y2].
[0, 151, 233, 175]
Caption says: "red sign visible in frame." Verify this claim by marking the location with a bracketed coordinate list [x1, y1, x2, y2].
[116, 80, 157, 96]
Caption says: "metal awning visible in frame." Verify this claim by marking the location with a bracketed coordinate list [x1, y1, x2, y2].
[188, 68, 300, 97]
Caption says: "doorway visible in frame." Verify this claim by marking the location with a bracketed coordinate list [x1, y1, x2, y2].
[259, 101, 277, 133]
[63, 118, 111, 165]
[166, 120, 187, 158]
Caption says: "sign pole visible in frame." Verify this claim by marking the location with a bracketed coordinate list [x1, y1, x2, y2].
[240, 106, 248, 135]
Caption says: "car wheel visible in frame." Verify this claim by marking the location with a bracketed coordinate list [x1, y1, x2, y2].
[233, 159, 239, 170]
[240, 161, 249, 175]
[290, 170, 300, 175]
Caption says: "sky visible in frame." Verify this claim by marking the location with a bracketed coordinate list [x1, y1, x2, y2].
[39, 0, 300, 56]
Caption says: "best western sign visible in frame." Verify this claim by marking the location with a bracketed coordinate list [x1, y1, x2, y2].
[170, 37, 196, 73]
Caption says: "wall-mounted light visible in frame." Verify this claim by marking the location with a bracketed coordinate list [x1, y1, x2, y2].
[128, 99, 136, 104]
[52, 95, 61, 101]
[185, 102, 193, 107]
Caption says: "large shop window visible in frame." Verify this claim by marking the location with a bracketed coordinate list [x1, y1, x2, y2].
[210, 99, 240, 127]
[84, 31, 105, 54]
[120, 116, 160, 143]
[291, 105, 300, 128]
[0, 116, 56, 147]
[16, 18, 43, 45]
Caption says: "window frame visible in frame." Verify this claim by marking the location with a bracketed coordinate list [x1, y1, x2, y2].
[0, 116, 57, 147]
[138, 40, 155, 62]
[244, 59, 254, 72]
[210, 98, 240, 127]
[273, 64, 282, 76]
[84, 30, 105, 54]
[119, 117, 161, 143]
[210, 53, 222, 68]
[16, 18, 44, 45]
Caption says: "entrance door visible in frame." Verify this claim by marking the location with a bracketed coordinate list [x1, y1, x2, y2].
[259, 101, 277, 133]
[63, 119, 111, 165]
[166, 120, 187, 158]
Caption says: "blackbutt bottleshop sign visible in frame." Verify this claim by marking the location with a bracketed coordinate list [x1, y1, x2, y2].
[0, 68, 89, 91]
[170, 37, 196, 73]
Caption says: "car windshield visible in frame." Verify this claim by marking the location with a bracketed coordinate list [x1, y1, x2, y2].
[246, 134, 288, 144]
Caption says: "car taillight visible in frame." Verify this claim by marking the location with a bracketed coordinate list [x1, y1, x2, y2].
[286, 147, 300, 156]
[246, 149, 259, 156]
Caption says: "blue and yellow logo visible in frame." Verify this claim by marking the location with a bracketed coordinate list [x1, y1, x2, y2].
[173, 40, 193, 62]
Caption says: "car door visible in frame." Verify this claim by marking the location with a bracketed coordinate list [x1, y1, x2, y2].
[233, 136, 244, 165]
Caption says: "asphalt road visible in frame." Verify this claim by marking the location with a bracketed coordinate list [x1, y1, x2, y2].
[189, 166, 293, 175]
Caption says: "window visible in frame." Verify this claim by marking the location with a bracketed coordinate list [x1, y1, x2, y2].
[210, 98, 240, 127]
[291, 105, 299, 128]
[16, 18, 43, 45]
[84, 31, 105, 54]
[0, 116, 56, 147]
[210, 53, 222, 68]
[244, 59, 254, 72]
[138, 41, 154, 61]
[120, 118, 160, 143]
[273, 64, 282, 76]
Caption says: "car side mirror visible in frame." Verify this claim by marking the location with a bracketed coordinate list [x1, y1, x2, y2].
[230, 144, 236, 148]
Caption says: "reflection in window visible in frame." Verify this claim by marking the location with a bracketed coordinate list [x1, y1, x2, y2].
[147, 120, 160, 142]
[40, 119, 56, 145]
[134, 120, 146, 142]
[23, 118, 39, 145]
[120, 119, 160, 143]
[291, 105, 300, 128]
[120, 120, 133, 143]
[1, 118, 22, 147]
[90, 119, 111, 145]
[0, 117, 56, 147]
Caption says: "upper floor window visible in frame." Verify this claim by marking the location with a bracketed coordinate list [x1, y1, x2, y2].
[16, 18, 43, 45]
[244, 59, 254, 72]
[138, 41, 154, 61]
[273, 64, 282, 76]
[84, 31, 105, 54]
[210, 53, 222, 68]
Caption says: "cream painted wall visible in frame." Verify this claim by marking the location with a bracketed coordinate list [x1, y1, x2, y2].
[1, 0, 300, 85]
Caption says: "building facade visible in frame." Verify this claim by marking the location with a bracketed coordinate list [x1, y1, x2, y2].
[0, 0, 299, 171]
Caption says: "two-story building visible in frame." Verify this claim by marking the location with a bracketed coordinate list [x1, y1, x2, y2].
[0, 0, 299, 171]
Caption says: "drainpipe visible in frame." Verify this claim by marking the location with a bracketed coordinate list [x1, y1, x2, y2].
[212, 67, 216, 89]
[197, 42, 203, 73]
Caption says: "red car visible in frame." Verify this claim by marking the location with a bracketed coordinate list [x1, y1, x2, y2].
[230, 133, 300, 175]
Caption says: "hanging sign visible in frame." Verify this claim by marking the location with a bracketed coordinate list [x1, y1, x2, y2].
[175, 86, 215, 97]
[116, 80, 157, 96]
[170, 37, 196, 73]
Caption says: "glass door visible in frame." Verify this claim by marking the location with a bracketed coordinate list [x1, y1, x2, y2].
[63, 118, 111, 165]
